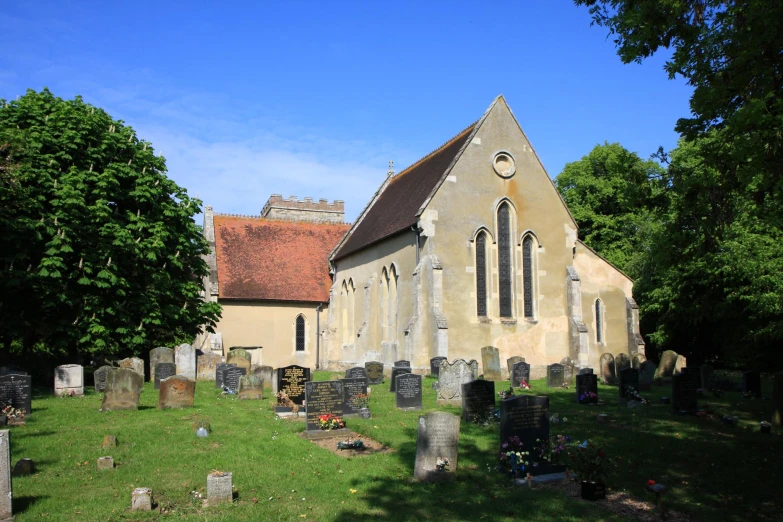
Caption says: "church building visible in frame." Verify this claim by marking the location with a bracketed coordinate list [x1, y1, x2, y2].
[201, 96, 644, 377]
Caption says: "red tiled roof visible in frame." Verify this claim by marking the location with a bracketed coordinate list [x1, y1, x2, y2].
[214, 216, 350, 302]
[333, 123, 476, 260]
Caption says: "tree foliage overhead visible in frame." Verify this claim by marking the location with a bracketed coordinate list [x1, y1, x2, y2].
[0, 89, 221, 356]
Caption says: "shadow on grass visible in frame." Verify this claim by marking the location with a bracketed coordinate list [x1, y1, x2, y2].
[13, 495, 49, 515]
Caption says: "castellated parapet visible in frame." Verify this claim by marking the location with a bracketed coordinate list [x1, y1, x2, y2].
[261, 194, 345, 224]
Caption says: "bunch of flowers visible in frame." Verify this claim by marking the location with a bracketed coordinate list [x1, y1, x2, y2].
[550, 413, 566, 424]
[535, 434, 572, 464]
[435, 457, 450, 471]
[1, 405, 26, 420]
[579, 391, 598, 403]
[520, 380, 531, 390]
[498, 387, 515, 400]
[624, 386, 648, 404]
[318, 413, 345, 430]
[337, 439, 365, 450]
[351, 393, 370, 409]
[568, 440, 610, 484]
[499, 436, 530, 476]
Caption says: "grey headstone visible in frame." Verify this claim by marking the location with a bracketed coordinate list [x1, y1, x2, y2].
[174, 344, 196, 380]
[150, 347, 174, 384]
[227, 349, 252, 372]
[253, 365, 274, 389]
[615, 354, 631, 373]
[132, 487, 153, 512]
[395, 373, 422, 410]
[461, 380, 495, 422]
[560, 358, 577, 384]
[430, 357, 447, 377]
[100, 368, 143, 411]
[655, 350, 679, 381]
[94, 365, 112, 392]
[196, 351, 223, 381]
[674, 355, 687, 374]
[599, 353, 615, 384]
[0, 430, 10, 520]
[305, 381, 344, 431]
[277, 365, 310, 404]
[118, 357, 145, 379]
[215, 363, 236, 388]
[158, 375, 195, 409]
[632, 354, 646, 369]
[546, 364, 565, 388]
[342, 378, 369, 416]
[511, 361, 530, 388]
[480, 346, 501, 381]
[345, 367, 368, 380]
[414, 412, 460, 482]
[0, 373, 32, 415]
[390, 367, 412, 392]
[506, 356, 525, 376]
[154, 363, 176, 390]
[207, 472, 233, 506]
[365, 361, 384, 384]
[437, 360, 478, 406]
[54, 364, 84, 396]
[238, 375, 264, 400]
[576, 373, 598, 404]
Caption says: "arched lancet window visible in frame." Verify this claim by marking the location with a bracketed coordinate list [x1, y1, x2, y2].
[380, 267, 389, 341]
[476, 233, 488, 316]
[595, 299, 603, 343]
[523, 235, 535, 318]
[347, 279, 355, 341]
[497, 203, 513, 317]
[341, 281, 348, 344]
[295, 315, 306, 351]
[388, 265, 398, 341]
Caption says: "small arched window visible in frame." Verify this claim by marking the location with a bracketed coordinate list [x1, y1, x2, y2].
[296, 315, 306, 351]
[523, 235, 535, 318]
[497, 203, 513, 317]
[476, 233, 487, 316]
[595, 300, 603, 343]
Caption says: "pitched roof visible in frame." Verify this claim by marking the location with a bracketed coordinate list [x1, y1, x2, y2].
[214, 215, 350, 302]
[332, 123, 477, 260]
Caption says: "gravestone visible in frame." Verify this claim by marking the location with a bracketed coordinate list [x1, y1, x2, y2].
[158, 375, 195, 409]
[0, 367, 24, 377]
[132, 487, 153, 512]
[632, 354, 646, 369]
[394, 360, 411, 368]
[599, 353, 615, 384]
[196, 351, 223, 381]
[560, 358, 577, 384]
[395, 373, 423, 410]
[341, 378, 369, 416]
[54, 364, 84, 396]
[223, 367, 247, 394]
[773, 372, 783, 426]
[365, 361, 384, 384]
[437, 360, 478, 406]
[227, 349, 253, 373]
[655, 350, 679, 381]
[207, 472, 233, 506]
[461, 380, 495, 422]
[413, 412, 460, 482]
[345, 367, 368, 380]
[0, 373, 32, 415]
[615, 353, 631, 373]
[154, 363, 176, 390]
[618, 368, 640, 405]
[576, 373, 598, 404]
[546, 363, 565, 387]
[506, 356, 525, 376]
[390, 367, 412, 392]
[149, 347, 174, 384]
[254, 365, 274, 389]
[94, 365, 112, 392]
[238, 375, 264, 400]
[480, 346, 502, 381]
[100, 368, 143, 411]
[511, 361, 531, 388]
[700, 364, 715, 390]
[672, 368, 699, 414]
[1, 430, 11, 520]
[674, 354, 687, 374]
[639, 361, 656, 391]
[118, 357, 145, 379]
[215, 363, 237, 389]
[305, 381, 344, 431]
[743, 371, 761, 398]
[430, 357, 447, 377]
[578, 368, 594, 375]
[277, 365, 310, 405]
[499, 395, 560, 475]
[174, 344, 196, 380]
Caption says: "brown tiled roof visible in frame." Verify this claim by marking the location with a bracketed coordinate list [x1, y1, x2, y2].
[333, 123, 476, 260]
[214, 216, 350, 302]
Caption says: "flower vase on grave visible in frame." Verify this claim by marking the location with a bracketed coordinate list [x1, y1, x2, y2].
[580, 481, 606, 501]
[359, 407, 372, 419]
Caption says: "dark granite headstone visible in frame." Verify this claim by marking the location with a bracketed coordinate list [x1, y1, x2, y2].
[511, 361, 530, 388]
[365, 362, 383, 385]
[149, 347, 174, 384]
[506, 356, 525, 376]
[576, 373, 598, 404]
[599, 353, 616, 384]
[619, 368, 640, 405]
[578, 368, 594, 375]
[341, 378, 368, 416]
[277, 365, 311, 404]
[305, 380, 344, 431]
[215, 363, 236, 389]
[395, 373, 423, 410]
[224, 367, 247, 394]
[414, 412, 460, 482]
[0, 373, 32, 415]
[546, 364, 565, 387]
[394, 360, 411, 368]
[461, 380, 495, 421]
[430, 357, 447, 377]
[345, 367, 368, 380]
[390, 367, 412, 392]
[672, 368, 699, 414]
[743, 371, 761, 398]
[93, 365, 112, 392]
[154, 363, 176, 390]
[639, 361, 656, 391]
[500, 395, 558, 475]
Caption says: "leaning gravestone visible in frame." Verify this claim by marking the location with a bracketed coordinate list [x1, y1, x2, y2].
[196, 351, 223, 381]
[632, 354, 646, 369]
[390, 367, 412, 392]
[238, 375, 264, 400]
[227, 349, 253, 373]
[223, 367, 247, 394]
[599, 353, 615, 384]
[154, 363, 176, 390]
[149, 347, 174, 384]
[437, 360, 478, 406]
[615, 354, 631, 373]
[414, 412, 460, 482]
[395, 373, 423, 411]
[93, 365, 112, 392]
[674, 354, 687, 374]
[461, 380, 495, 422]
[394, 360, 411, 368]
[54, 364, 84, 396]
[773, 372, 783, 426]
[576, 373, 598, 404]
[100, 368, 143, 411]
[507, 356, 525, 376]
[639, 361, 656, 391]
[277, 365, 310, 405]
[215, 363, 236, 389]
[345, 367, 368, 380]
[700, 364, 715, 390]
[499, 395, 560, 475]
[174, 344, 196, 380]
[511, 361, 531, 388]
[253, 366, 274, 389]
[546, 364, 565, 388]
[430, 357, 447, 377]
[743, 371, 761, 398]
[618, 368, 640, 406]
[305, 381, 344, 431]
[1, 430, 11, 520]
[342, 378, 369, 417]
[480, 346, 502, 381]
[0, 373, 32, 415]
[118, 357, 145, 379]
[365, 362, 383, 384]
[655, 350, 679, 382]
[158, 375, 195, 409]
[672, 368, 699, 414]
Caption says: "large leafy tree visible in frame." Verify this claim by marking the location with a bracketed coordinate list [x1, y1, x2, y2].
[0, 89, 221, 358]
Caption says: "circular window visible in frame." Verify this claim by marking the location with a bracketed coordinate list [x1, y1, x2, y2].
[492, 151, 516, 178]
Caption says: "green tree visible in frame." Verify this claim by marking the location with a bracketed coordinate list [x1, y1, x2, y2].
[555, 142, 668, 278]
[0, 89, 221, 358]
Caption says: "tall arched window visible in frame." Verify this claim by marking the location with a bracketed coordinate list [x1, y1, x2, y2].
[295, 315, 306, 351]
[347, 279, 355, 341]
[497, 203, 513, 317]
[388, 265, 398, 341]
[341, 281, 348, 344]
[380, 267, 389, 341]
[523, 235, 535, 318]
[476, 233, 488, 316]
[595, 299, 603, 343]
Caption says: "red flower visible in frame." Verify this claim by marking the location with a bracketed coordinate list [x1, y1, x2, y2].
[647, 480, 656, 486]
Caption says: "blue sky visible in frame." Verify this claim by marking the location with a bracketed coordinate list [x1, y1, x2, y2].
[0, 1, 692, 222]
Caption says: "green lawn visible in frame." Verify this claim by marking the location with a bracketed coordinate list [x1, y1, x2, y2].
[6, 371, 781, 521]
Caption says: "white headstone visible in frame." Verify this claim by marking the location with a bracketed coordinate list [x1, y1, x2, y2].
[54, 364, 84, 396]
[175, 344, 197, 380]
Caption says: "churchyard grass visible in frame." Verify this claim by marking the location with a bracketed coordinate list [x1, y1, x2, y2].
[6, 372, 781, 520]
